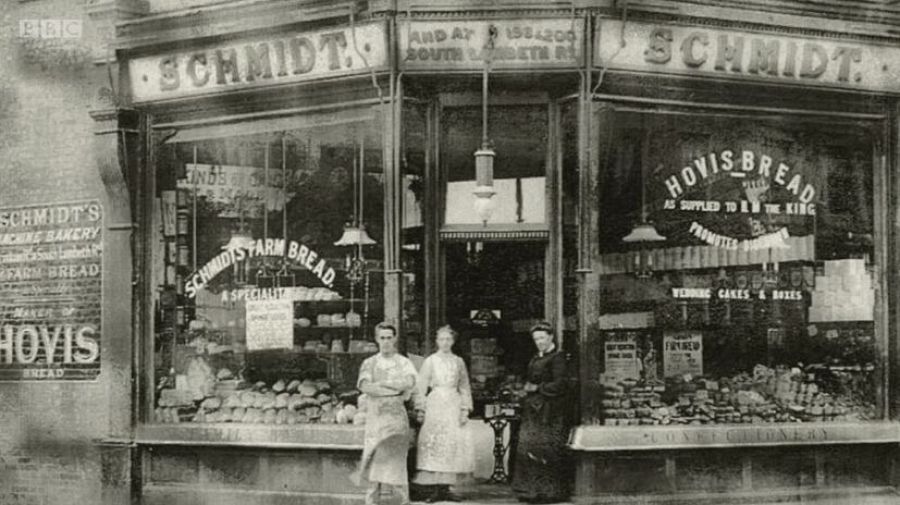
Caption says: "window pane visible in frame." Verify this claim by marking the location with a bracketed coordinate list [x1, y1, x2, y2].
[587, 109, 879, 426]
[442, 106, 547, 225]
[151, 113, 383, 425]
[402, 102, 427, 355]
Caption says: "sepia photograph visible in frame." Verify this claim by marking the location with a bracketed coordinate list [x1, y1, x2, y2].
[0, 1, 899, 504]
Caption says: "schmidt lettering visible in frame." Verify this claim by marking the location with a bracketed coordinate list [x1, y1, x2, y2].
[644, 27, 863, 84]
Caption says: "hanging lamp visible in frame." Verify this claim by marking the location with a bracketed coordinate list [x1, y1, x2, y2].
[334, 223, 377, 247]
[473, 25, 499, 225]
[623, 141, 665, 278]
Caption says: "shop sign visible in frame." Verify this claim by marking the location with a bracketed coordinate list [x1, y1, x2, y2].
[221, 286, 330, 303]
[570, 422, 900, 451]
[245, 299, 294, 351]
[603, 330, 640, 381]
[672, 287, 804, 301]
[180, 163, 293, 217]
[0, 201, 103, 381]
[129, 21, 388, 102]
[663, 331, 703, 378]
[400, 19, 584, 70]
[596, 19, 900, 93]
[185, 236, 336, 298]
[657, 148, 819, 252]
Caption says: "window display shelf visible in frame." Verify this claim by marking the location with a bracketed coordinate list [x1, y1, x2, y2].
[294, 299, 367, 304]
[136, 423, 364, 450]
[569, 421, 900, 452]
[294, 326, 365, 331]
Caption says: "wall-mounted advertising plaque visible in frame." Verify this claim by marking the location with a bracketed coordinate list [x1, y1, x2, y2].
[0, 201, 103, 380]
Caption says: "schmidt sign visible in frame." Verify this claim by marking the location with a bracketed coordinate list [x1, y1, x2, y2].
[128, 21, 388, 102]
[595, 19, 900, 93]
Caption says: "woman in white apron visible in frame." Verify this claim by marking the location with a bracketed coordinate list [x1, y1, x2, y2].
[413, 325, 475, 502]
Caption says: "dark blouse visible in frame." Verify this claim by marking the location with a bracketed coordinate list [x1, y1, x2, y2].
[513, 347, 573, 500]
[523, 349, 570, 420]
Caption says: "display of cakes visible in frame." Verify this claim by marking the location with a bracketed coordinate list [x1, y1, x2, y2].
[597, 364, 875, 426]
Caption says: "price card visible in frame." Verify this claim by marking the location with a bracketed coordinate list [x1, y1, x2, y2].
[663, 331, 704, 377]
[245, 299, 294, 351]
[604, 331, 640, 381]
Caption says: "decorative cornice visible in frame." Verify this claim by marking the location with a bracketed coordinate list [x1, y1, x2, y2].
[114, 0, 360, 52]
[89, 107, 140, 128]
[598, 8, 900, 45]
[86, 0, 150, 64]
[395, 9, 589, 19]
[394, 0, 600, 13]
[605, 0, 900, 42]
[85, 0, 150, 20]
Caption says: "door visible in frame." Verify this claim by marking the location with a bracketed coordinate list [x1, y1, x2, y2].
[435, 95, 557, 416]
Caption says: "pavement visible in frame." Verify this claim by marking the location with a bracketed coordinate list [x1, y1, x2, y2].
[408, 482, 900, 505]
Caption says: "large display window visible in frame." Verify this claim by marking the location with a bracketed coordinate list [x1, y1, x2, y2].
[147, 108, 385, 427]
[583, 107, 886, 427]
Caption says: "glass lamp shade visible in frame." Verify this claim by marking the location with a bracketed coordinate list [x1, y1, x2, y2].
[473, 189, 496, 225]
[473, 147, 496, 225]
[334, 224, 377, 246]
[622, 222, 666, 243]
[475, 147, 495, 187]
[223, 230, 255, 251]
[623, 221, 665, 279]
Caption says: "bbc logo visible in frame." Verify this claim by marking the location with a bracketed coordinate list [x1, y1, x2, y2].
[19, 19, 83, 39]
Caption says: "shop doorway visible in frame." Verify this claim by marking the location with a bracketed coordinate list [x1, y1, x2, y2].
[444, 241, 547, 407]
[417, 93, 561, 499]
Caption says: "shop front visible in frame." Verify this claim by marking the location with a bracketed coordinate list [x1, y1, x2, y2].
[110, 4, 588, 504]
[115, 7, 395, 504]
[101, 2, 900, 504]
[569, 14, 900, 504]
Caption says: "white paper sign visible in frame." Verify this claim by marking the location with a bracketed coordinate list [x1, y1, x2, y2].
[604, 331, 640, 381]
[663, 331, 704, 377]
[245, 299, 294, 351]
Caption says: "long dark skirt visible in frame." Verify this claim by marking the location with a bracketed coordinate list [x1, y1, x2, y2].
[511, 396, 572, 502]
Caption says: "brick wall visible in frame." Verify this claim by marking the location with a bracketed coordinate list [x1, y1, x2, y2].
[0, 1, 112, 504]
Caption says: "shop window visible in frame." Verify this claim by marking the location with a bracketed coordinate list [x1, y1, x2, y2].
[587, 109, 881, 426]
[150, 112, 384, 425]
[402, 102, 428, 355]
[441, 105, 547, 227]
[561, 100, 579, 344]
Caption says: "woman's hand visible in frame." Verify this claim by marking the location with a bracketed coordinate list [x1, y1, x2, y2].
[523, 382, 539, 393]
[459, 408, 469, 426]
[416, 409, 425, 424]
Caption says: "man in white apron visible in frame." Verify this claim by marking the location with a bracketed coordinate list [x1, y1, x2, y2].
[354, 322, 418, 505]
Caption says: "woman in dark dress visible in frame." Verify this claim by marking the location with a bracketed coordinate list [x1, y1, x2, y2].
[512, 321, 573, 503]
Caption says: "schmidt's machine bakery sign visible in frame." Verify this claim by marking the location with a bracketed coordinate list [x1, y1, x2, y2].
[0, 201, 102, 380]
